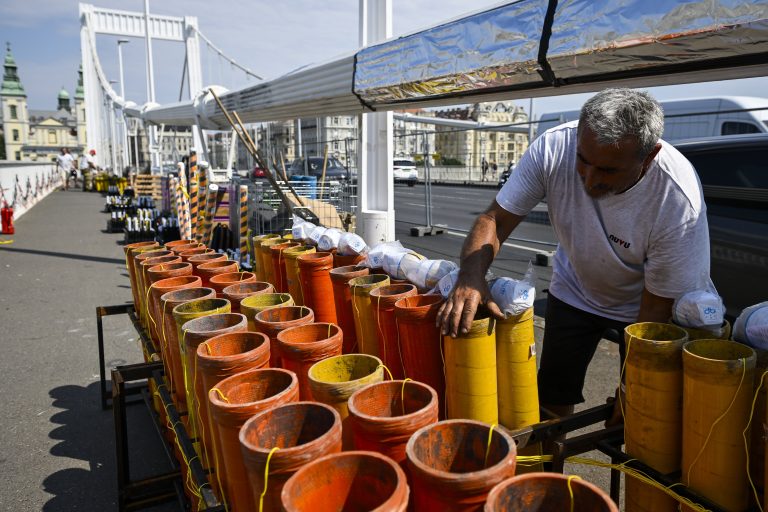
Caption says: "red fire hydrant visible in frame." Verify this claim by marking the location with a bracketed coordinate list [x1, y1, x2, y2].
[1, 201, 14, 235]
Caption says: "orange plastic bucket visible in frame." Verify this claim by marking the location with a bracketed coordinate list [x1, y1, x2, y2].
[333, 252, 365, 268]
[485, 473, 618, 511]
[348, 380, 438, 472]
[209, 271, 257, 298]
[165, 238, 197, 251]
[394, 294, 446, 418]
[196, 260, 239, 289]
[241, 293, 294, 331]
[222, 281, 275, 313]
[157, 286, 214, 404]
[179, 246, 213, 262]
[277, 323, 344, 401]
[297, 252, 338, 324]
[208, 368, 299, 512]
[240, 402, 342, 511]
[281, 451, 409, 512]
[370, 284, 418, 380]
[330, 265, 370, 353]
[255, 306, 315, 369]
[188, 252, 227, 273]
[406, 419, 517, 511]
[282, 245, 316, 306]
[123, 241, 160, 312]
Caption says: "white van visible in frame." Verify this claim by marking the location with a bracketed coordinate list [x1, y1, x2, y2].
[535, 96, 768, 141]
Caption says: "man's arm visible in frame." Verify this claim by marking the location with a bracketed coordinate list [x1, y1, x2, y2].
[636, 287, 674, 323]
[436, 199, 524, 337]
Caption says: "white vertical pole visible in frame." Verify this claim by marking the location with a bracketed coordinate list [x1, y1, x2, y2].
[184, 16, 204, 154]
[144, 0, 159, 170]
[357, 0, 394, 244]
[79, 4, 102, 160]
[117, 40, 130, 171]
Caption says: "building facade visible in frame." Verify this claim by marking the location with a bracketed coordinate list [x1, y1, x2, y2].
[393, 109, 436, 163]
[434, 101, 529, 169]
[1, 44, 86, 163]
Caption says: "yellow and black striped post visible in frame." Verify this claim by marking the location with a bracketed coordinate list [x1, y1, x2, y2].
[188, 152, 199, 239]
[202, 183, 218, 246]
[239, 185, 249, 264]
[196, 167, 208, 243]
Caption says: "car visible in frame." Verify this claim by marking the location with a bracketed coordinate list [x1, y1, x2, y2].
[393, 159, 418, 186]
[252, 165, 268, 180]
[287, 156, 350, 182]
[498, 163, 513, 188]
[673, 133, 768, 318]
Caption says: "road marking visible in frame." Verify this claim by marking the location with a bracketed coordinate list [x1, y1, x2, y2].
[404, 202, 428, 207]
[446, 230, 554, 255]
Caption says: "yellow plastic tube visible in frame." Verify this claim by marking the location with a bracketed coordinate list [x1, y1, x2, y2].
[672, 318, 732, 341]
[251, 234, 279, 282]
[496, 308, 538, 429]
[283, 245, 316, 306]
[349, 274, 390, 357]
[444, 311, 498, 424]
[682, 339, 756, 512]
[240, 293, 294, 331]
[624, 322, 688, 512]
[751, 348, 768, 502]
[258, 238, 286, 288]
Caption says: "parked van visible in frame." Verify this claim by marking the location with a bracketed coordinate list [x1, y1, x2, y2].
[535, 96, 768, 141]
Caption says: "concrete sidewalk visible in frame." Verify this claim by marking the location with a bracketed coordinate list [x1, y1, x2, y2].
[0, 188, 623, 510]
[0, 189, 168, 511]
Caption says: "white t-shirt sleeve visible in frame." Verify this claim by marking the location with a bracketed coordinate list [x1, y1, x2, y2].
[495, 131, 549, 216]
[644, 214, 711, 299]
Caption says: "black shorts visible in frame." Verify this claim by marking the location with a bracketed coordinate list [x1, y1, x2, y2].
[537, 293, 631, 406]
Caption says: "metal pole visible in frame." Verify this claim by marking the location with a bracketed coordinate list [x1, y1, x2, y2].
[144, 0, 159, 170]
[528, 97, 535, 143]
[117, 39, 130, 172]
[424, 132, 433, 228]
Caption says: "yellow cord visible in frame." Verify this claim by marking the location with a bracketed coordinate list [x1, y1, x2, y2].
[685, 358, 747, 488]
[350, 283, 362, 353]
[567, 475, 582, 512]
[439, 330, 447, 419]
[744, 369, 768, 512]
[376, 364, 394, 381]
[401, 378, 413, 416]
[259, 447, 280, 512]
[395, 317, 407, 380]
[375, 294, 387, 366]
[484, 423, 498, 468]
[618, 335, 631, 421]
[211, 387, 230, 403]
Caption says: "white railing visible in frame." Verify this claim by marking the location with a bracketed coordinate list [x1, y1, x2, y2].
[0, 161, 61, 219]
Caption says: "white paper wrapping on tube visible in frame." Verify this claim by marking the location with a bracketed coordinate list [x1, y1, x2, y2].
[383, 251, 422, 280]
[672, 290, 725, 329]
[307, 226, 328, 246]
[490, 277, 535, 316]
[408, 259, 458, 290]
[364, 241, 406, 269]
[733, 301, 768, 350]
[318, 228, 343, 252]
[291, 215, 316, 240]
[437, 269, 460, 298]
[338, 232, 368, 256]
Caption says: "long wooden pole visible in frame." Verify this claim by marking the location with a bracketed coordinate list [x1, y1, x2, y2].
[319, 144, 329, 199]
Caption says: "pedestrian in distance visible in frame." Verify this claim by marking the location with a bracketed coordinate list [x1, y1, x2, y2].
[481, 157, 489, 182]
[80, 149, 98, 192]
[437, 88, 713, 427]
[56, 147, 75, 191]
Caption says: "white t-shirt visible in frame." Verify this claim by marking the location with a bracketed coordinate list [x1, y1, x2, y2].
[496, 121, 711, 322]
[57, 153, 74, 171]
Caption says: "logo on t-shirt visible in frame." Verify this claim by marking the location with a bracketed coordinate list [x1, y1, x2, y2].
[608, 234, 631, 249]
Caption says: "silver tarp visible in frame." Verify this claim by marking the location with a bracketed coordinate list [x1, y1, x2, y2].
[354, 0, 768, 107]
[548, 0, 768, 79]
[354, 1, 547, 106]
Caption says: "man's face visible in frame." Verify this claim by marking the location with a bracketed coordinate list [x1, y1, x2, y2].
[575, 126, 648, 198]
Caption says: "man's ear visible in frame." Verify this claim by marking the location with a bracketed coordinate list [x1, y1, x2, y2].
[643, 143, 662, 170]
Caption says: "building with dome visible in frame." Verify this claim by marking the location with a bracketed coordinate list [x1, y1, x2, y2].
[1, 43, 86, 162]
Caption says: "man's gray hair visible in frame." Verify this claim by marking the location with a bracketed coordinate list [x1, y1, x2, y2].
[579, 88, 664, 157]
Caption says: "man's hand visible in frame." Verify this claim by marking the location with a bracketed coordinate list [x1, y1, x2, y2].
[436, 271, 504, 338]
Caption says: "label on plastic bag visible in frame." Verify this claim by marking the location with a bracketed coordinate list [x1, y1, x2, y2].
[437, 269, 459, 298]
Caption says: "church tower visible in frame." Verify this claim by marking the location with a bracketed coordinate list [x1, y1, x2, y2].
[1, 42, 29, 161]
[58, 87, 71, 113]
[74, 64, 86, 148]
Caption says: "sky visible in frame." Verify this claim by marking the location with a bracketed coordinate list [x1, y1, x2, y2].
[2, 0, 767, 117]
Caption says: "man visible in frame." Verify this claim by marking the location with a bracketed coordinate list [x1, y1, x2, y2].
[437, 88, 710, 420]
[56, 148, 75, 191]
[481, 158, 489, 182]
[80, 149, 98, 191]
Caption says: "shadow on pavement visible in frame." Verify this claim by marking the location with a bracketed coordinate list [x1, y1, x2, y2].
[44, 382, 173, 511]
[0, 247, 126, 266]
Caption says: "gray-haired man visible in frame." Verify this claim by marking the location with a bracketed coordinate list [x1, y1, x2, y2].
[437, 88, 711, 420]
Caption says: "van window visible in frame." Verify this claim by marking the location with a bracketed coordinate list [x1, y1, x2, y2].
[686, 148, 768, 189]
[721, 122, 761, 136]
